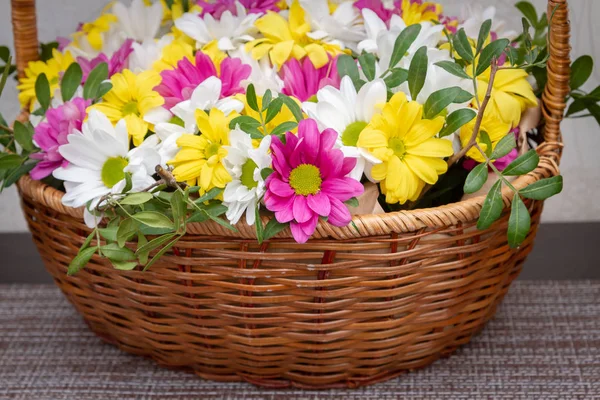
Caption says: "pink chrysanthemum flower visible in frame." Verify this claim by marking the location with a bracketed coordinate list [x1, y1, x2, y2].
[354, 0, 394, 23]
[264, 119, 364, 243]
[155, 51, 251, 110]
[198, 0, 279, 18]
[30, 97, 91, 180]
[78, 39, 134, 82]
[281, 57, 341, 102]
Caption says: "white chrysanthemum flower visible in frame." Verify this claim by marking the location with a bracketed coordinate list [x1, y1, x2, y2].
[359, 9, 444, 70]
[222, 130, 272, 226]
[129, 35, 174, 72]
[302, 76, 385, 181]
[460, 5, 518, 41]
[54, 110, 160, 227]
[67, 28, 125, 60]
[300, 0, 365, 52]
[174, 2, 259, 51]
[229, 47, 283, 96]
[112, 0, 163, 43]
[154, 123, 189, 164]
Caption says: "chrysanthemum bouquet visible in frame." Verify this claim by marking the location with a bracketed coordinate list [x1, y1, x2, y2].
[0, 0, 595, 273]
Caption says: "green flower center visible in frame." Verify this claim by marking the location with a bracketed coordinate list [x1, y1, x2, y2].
[205, 142, 221, 158]
[122, 101, 139, 116]
[342, 121, 368, 147]
[240, 158, 259, 190]
[101, 156, 128, 188]
[289, 164, 322, 196]
[169, 115, 185, 127]
[389, 137, 406, 159]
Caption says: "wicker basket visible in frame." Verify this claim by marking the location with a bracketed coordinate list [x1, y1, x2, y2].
[11, 0, 570, 389]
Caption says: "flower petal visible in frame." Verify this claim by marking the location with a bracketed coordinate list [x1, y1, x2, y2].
[307, 192, 331, 217]
[293, 195, 313, 223]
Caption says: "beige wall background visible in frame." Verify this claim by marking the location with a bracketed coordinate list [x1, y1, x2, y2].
[0, 0, 598, 231]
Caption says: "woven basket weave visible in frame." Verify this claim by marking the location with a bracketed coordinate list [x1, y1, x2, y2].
[11, 0, 570, 389]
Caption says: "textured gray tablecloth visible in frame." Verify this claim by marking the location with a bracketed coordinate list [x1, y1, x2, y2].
[1, 281, 599, 400]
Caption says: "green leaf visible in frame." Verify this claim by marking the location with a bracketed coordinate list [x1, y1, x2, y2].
[389, 24, 422, 68]
[502, 150, 540, 176]
[453, 29, 474, 63]
[570, 55, 594, 90]
[507, 193, 531, 248]
[477, 179, 504, 230]
[133, 211, 175, 229]
[480, 131, 493, 158]
[265, 97, 283, 123]
[39, 42, 59, 62]
[122, 172, 133, 193]
[476, 19, 493, 54]
[516, 1, 539, 27]
[519, 175, 563, 200]
[345, 197, 359, 207]
[13, 121, 35, 152]
[67, 247, 97, 275]
[143, 235, 181, 271]
[246, 83, 259, 112]
[454, 89, 474, 104]
[491, 134, 517, 160]
[0, 57, 13, 97]
[0, 162, 36, 190]
[263, 218, 287, 241]
[83, 62, 109, 100]
[194, 187, 223, 204]
[476, 39, 510, 76]
[260, 167, 274, 181]
[120, 192, 154, 205]
[464, 163, 489, 194]
[61, 62, 83, 102]
[423, 87, 462, 119]
[80, 230, 96, 252]
[270, 121, 298, 137]
[170, 189, 187, 231]
[255, 206, 264, 244]
[261, 89, 272, 111]
[358, 53, 377, 81]
[96, 82, 113, 98]
[136, 233, 177, 257]
[110, 260, 138, 271]
[439, 108, 477, 138]
[279, 94, 304, 122]
[336, 54, 359, 81]
[434, 61, 470, 80]
[0, 154, 23, 170]
[0, 46, 9, 63]
[98, 226, 119, 242]
[408, 46, 428, 100]
[117, 218, 138, 247]
[383, 68, 408, 88]
[137, 233, 149, 265]
[101, 243, 136, 262]
[35, 73, 51, 111]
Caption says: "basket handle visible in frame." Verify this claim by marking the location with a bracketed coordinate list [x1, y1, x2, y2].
[11, 0, 39, 79]
[542, 0, 570, 150]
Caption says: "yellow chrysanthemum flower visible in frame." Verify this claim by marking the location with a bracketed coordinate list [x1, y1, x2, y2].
[149, 0, 201, 23]
[152, 38, 195, 72]
[245, 1, 346, 69]
[169, 108, 236, 191]
[72, 13, 118, 51]
[17, 49, 75, 111]
[89, 69, 164, 146]
[460, 112, 512, 163]
[399, 0, 442, 25]
[476, 66, 538, 127]
[357, 92, 454, 205]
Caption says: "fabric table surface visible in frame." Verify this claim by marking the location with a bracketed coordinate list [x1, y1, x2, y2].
[0, 281, 599, 400]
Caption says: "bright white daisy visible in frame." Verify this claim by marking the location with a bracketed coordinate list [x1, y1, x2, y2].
[302, 76, 386, 181]
[222, 130, 272, 226]
[54, 110, 160, 227]
[128, 36, 174, 72]
[460, 5, 518, 41]
[229, 47, 283, 96]
[112, 0, 163, 43]
[300, 0, 365, 52]
[174, 2, 259, 51]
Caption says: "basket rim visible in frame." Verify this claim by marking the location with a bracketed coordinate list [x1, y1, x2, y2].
[17, 143, 560, 241]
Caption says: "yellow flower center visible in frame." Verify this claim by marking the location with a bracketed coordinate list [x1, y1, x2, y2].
[205, 142, 221, 158]
[122, 101, 139, 116]
[289, 164, 322, 196]
[342, 121, 368, 147]
[240, 159, 259, 190]
[389, 138, 406, 159]
[101, 157, 128, 188]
